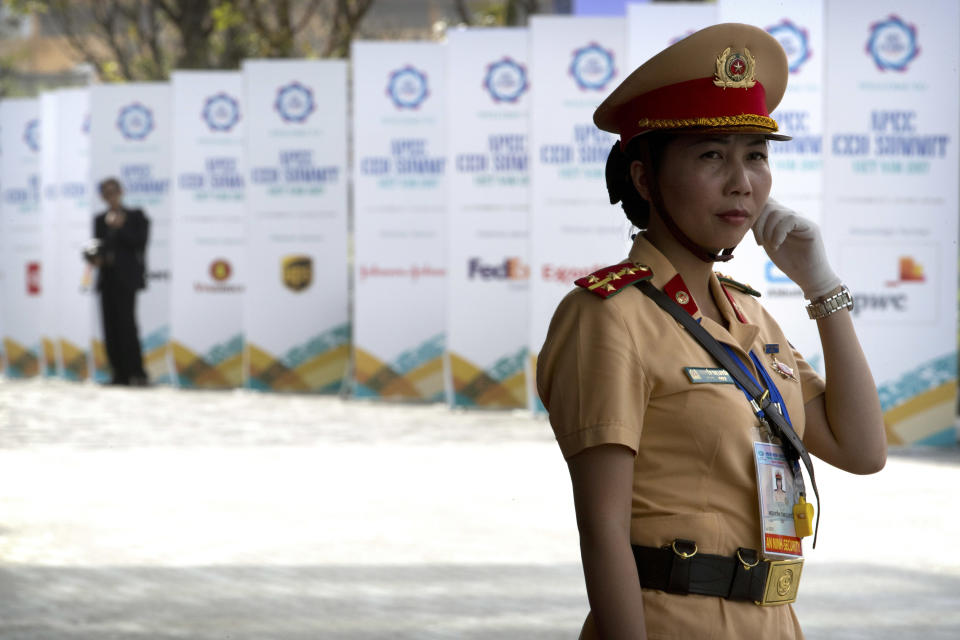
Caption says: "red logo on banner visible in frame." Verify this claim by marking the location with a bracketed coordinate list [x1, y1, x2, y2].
[26, 261, 41, 295]
[886, 256, 925, 286]
[210, 259, 232, 282]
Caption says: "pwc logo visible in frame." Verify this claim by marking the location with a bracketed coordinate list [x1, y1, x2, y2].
[887, 256, 924, 286]
[467, 257, 529, 281]
[852, 256, 927, 318]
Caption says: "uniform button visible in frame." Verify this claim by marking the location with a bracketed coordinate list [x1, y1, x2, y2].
[675, 291, 690, 305]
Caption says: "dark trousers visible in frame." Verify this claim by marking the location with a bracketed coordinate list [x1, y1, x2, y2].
[100, 282, 146, 384]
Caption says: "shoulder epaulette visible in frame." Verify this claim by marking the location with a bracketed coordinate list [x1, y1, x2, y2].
[575, 262, 653, 299]
[716, 273, 761, 297]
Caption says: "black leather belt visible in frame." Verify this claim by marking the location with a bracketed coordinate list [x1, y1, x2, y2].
[632, 539, 804, 606]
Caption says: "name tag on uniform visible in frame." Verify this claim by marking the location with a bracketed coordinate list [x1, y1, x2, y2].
[684, 367, 734, 384]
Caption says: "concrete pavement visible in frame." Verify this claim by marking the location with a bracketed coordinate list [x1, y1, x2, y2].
[1, 378, 958, 638]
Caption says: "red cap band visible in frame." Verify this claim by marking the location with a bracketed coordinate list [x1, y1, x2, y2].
[619, 77, 772, 142]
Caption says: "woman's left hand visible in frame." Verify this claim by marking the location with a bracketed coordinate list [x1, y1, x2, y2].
[752, 198, 841, 299]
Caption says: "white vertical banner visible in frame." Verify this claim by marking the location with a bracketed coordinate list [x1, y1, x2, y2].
[824, 1, 959, 445]
[243, 59, 349, 393]
[170, 71, 246, 388]
[39, 92, 61, 377]
[0, 98, 42, 378]
[0, 116, 4, 376]
[445, 28, 530, 409]
[528, 16, 629, 410]
[90, 83, 173, 384]
[717, 0, 826, 370]
[53, 88, 93, 382]
[627, 2, 718, 69]
[351, 42, 447, 400]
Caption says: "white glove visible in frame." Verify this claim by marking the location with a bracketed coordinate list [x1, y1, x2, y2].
[752, 198, 841, 299]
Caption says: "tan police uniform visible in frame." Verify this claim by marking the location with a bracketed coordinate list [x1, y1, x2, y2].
[537, 235, 825, 640]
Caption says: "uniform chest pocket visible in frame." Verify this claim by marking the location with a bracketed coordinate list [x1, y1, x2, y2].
[643, 363, 758, 459]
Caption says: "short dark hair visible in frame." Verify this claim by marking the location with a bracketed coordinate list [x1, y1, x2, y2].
[604, 133, 673, 230]
[98, 177, 121, 195]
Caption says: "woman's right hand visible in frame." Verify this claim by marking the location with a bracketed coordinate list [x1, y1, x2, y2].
[752, 198, 841, 299]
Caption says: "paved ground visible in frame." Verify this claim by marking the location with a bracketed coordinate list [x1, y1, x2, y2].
[1, 378, 959, 639]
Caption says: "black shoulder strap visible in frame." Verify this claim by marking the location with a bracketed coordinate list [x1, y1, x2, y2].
[636, 279, 820, 547]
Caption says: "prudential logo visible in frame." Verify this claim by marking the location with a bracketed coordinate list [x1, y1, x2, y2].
[468, 257, 529, 281]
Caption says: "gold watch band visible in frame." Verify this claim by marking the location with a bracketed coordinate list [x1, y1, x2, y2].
[806, 285, 854, 320]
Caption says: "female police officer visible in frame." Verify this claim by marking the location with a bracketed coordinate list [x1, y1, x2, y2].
[536, 24, 885, 639]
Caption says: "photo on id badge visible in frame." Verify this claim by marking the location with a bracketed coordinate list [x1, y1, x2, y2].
[754, 442, 802, 558]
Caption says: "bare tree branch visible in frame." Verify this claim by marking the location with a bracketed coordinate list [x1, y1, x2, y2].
[14, 0, 376, 82]
[44, 0, 113, 79]
[134, 0, 169, 79]
[454, 0, 474, 25]
[91, 1, 135, 80]
[149, 0, 182, 25]
[323, 0, 374, 58]
[292, 0, 324, 37]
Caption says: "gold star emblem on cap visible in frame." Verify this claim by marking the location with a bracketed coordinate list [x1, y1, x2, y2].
[714, 47, 756, 89]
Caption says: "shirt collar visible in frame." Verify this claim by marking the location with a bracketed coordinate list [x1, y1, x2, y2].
[628, 233, 760, 352]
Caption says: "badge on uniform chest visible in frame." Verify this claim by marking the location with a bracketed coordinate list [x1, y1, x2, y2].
[684, 367, 735, 384]
[753, 434, 805, 560]
[765, 344, 798, 382]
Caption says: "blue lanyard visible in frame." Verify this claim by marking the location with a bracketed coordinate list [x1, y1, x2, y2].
[720, 344, 792, 428]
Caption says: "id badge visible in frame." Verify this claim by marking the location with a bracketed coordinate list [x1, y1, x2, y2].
[753, 440, 803, 560]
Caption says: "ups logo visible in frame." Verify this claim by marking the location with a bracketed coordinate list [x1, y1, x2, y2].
[282, 254, 313, 292]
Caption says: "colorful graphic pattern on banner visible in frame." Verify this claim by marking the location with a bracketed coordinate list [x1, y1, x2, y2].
[446, 28, 530, 408]
[170, 71, 246, 388]
[528, 16, 630, 410]
[716, 0, 825, 371]
[0, 99, 42, 378]
[243, 59, 349, 393]
[824, 1, 959, 445]
[39, 93, 61, 377]
[52, 89, 94, 382]
[90, 83, 173, 383]
[352, 42, 447, 400]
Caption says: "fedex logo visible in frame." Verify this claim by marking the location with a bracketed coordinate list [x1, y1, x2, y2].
[468, 257, 529, 280]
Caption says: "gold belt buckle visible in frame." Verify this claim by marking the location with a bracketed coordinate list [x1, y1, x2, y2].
[756, 558, 804, 606]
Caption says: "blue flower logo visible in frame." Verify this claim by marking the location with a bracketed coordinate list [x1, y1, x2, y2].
[23, 119, 39, 152]
[275, 81, 316, 123]
[202, 92, 241, 132]
[117, 103, 154, 140]
[768, 20, 811, 74]
[386, 66, 429, 110]
[867, 15, 919, 72]
[569, 43, 616, 91]
[483, 57, 529, 103]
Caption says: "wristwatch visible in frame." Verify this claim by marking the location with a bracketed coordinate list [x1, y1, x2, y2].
[806, 285, 854, 320]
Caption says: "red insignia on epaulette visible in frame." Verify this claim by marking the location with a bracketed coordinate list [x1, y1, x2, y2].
[574, 261, 653, 299]
[720, 283, 748, 324]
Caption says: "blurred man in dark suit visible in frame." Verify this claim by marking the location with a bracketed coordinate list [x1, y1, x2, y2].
[90, 177, 150, 386]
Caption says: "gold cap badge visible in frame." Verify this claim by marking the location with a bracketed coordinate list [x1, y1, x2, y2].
[714, 47, 757, 89]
